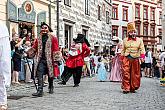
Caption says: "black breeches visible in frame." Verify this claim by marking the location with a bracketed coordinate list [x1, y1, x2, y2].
[61, 66, 82, 85]
[37, 59, 53, 91]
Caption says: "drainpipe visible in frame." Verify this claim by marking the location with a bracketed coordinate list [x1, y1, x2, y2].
[56, 0, 60, 41]
[49, 0, 51, 27]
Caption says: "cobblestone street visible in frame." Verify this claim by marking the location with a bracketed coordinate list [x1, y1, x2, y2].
[7, 77, 165, 110]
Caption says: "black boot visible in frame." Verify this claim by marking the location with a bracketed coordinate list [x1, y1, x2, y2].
[58, 81, 66, 85]
[32, 77, 43, 97]
[32, 89, 43, 97]
[48, 86, 54, 94]
[48, 77, 54, 94]
[73, 84, 79, 87]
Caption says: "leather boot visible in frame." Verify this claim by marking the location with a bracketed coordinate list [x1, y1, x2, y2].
[32, 77, 43, 97]
[57, 81, 66, 85]
[48, 77, 54, 94]
[32, 89, 43, 97]
[48, 86, 54, 94]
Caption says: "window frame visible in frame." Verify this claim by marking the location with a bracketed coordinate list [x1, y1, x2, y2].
[150, 7, 155, 21]
[150, 26, 155, 36]
[85, 0, 90, 15]
[122, 7, 128, 21]
[112, 25, 119, 37]
[106, 11, 110, 24]
[112, 5, 118, 20]
[159, 11, 162, 25]
[135, 4, 140, 19]
[122, 26, 127, 39]
[135, 24, 140, 35]
[158, 28, 162, 35]
[143, 24, 148, 36]
[98, 5, 101, 20]
[143, 6, 148, 20]
[64, 0, 71, 7]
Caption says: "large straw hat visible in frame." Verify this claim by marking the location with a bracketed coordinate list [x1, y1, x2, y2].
[127, 22, 136, 33]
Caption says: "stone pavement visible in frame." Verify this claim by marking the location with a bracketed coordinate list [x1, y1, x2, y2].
[7, 77, 165, 110]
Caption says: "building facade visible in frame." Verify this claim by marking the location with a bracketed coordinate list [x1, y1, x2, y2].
[0, 0, 112, 51]
[161, 0, 165, 50]
[111, 0, 162, 51]
[58, 0, 112, 50]
[0, 0, 57, 40]
[111, 0, 133, 40]
[132, 0, 162, 50]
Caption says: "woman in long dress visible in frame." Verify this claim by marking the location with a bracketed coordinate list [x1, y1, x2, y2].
[97, 57, 107, 81]
[109, 38, 122, 82]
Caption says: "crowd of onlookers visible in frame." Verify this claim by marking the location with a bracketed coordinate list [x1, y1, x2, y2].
[140, 47, 165, 82]
[10, 29, 165, 86]
[10, 33, 112, 85]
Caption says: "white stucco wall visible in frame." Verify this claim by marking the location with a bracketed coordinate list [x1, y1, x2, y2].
[59, 0, 112, 48]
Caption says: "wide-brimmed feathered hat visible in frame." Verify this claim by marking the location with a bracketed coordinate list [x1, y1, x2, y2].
[73, 34, 91, 47]
[40, 22, 53, 32]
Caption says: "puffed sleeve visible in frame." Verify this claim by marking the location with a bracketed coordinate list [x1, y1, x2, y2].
[139, 38, 145, 59]
[121, 38, 126, 56]
[51, 36, 61, 62]
[82, 43, 90, 58]
[32, 39, 38, 50]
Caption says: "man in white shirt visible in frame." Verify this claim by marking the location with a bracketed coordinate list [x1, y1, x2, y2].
[144, 48, 152, 77]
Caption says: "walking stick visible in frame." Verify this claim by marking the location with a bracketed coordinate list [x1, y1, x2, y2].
[24, 57, 38, 91]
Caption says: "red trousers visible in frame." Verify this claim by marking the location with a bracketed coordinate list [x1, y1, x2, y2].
[122, 57, 141, 92]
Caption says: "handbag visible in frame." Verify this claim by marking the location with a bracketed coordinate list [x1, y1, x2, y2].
[26, 48, 36, 59]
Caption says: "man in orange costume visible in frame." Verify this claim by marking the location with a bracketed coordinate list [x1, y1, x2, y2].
[121, 22, 145, 94]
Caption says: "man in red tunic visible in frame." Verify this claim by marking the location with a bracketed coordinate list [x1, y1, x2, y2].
[58, 34, 90, 87]
[28, 22, 60, 97]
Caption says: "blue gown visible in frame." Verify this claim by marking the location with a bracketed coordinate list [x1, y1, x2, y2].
[97, 62, 107, 81]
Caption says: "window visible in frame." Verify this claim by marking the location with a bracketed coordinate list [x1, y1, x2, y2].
[159, 28, 162, 35]
[112, 6, 118, 19]
[102, 4, 105, 16]
[98, 5, 101, 20]
[143, 25, 148, 36]
[106, 11, 110, 24]
[85, 0, 90, 15]
[64, 0, 71, 6]
[135, 5, 140, 18]
[150, 8, 155, 20]
[143, 6, 148, 20]
[135, 24, 140, 35]
[82, 29, 88, 38]
[112, 25, 118, 37]
[122, 27, 127, 39]
[150, 26, 155, 36]
[123, 8, 128, 21]
[159, 11, 162, 25]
